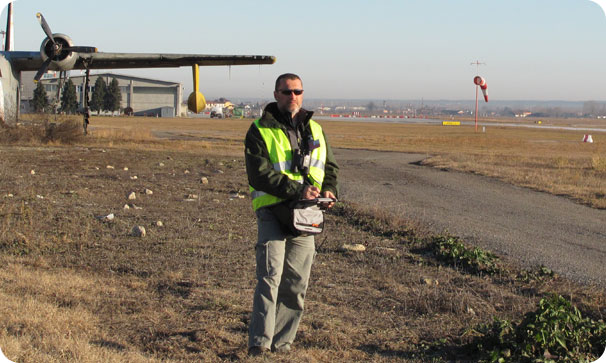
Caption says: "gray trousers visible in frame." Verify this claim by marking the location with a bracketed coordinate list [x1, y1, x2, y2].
[248, 207, 316, 351]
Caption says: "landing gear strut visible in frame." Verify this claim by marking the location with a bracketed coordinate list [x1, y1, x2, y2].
[82, 67, 91, 135]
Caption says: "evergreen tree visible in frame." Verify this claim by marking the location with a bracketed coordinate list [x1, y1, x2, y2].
[60, 79, 78, 114]
[90, 77, 107, 115]
[32, 81, 49, 113]
[104, 78, 122, 114]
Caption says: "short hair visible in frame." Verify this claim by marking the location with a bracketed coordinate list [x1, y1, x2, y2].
[275, 73, 302, 91]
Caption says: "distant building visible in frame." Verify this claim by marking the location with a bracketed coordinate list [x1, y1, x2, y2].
[515, 111, 533, 118]
[20, 71, 182, 117]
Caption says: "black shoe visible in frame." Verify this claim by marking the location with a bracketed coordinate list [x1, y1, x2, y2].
[248, 346, 270, 356]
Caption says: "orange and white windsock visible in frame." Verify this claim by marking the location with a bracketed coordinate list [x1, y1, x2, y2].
[473, 76, 488, 102]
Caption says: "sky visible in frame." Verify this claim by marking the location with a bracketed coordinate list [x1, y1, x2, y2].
[2, 0, 606, 102]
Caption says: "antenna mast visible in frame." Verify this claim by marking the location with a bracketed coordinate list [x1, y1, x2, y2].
[470, 60, 485, 74]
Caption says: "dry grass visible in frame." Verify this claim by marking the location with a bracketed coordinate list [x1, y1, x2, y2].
[19, 114, 602, 209]
[0, 115, 603, 361]
[90, 127, 156, 142]
[85, 115, 606, 208]
[0, 261, 160, 362]
[0, 116, 84, 145]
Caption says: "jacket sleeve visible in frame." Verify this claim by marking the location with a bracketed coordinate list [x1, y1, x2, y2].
[245, 124, 306, 200]
[321, 131, 339, 198]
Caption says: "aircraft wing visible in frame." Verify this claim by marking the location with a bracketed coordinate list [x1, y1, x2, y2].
[75, 52, 276, 69]
[4, 51, 276, 72]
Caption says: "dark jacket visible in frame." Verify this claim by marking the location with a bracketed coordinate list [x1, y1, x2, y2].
[245, 102, 339, 201]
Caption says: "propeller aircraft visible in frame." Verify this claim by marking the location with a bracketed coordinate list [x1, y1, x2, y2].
[0, 3, 275, 131]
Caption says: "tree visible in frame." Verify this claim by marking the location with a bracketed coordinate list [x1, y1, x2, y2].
[90, 77, 107, 115]
[32, 81, 49, 113]
[583, 101, 595, 116]
[104, 78, 121, 114]
[60, 79, 78, 114]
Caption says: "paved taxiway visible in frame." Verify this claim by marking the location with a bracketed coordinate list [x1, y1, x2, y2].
[336, 148, 606, 287]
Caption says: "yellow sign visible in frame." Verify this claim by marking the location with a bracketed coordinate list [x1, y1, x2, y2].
[442, 121, 460, 126]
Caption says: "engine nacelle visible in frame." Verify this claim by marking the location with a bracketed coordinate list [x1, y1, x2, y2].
[39, 33, 77, 71]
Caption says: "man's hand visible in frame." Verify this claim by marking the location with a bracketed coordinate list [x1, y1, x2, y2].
[321, 191, 336, 209]
[302, 185, 321, 200]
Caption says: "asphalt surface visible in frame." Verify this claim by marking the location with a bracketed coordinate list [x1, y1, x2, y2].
[335, 148, 606, 287]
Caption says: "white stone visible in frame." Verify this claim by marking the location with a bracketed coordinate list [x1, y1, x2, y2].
[130, 176, 138, 180]
[201, 177, 209, 184]
[339, 243, 366, 252]
[128, 192, 137, 200]
[30, 170, 36, 175]
[144, 188, 153, 195]
[184, 169, 190, 174]
[155, 221, 164, 227]
[123, 204, 130, 210]
[97, 213, 114, 221]
[158, 162, 165, 167]
[106, 165, 115, 169]
[123, 167, 129, 171]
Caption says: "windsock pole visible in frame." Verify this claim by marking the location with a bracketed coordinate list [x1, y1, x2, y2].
[470, 61, 486, 133]
[475, 84, 479, 132]
[473, 75, 488, 133]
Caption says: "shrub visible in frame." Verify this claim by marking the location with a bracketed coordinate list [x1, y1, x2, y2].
[432, 235, 500, 275]
[0, 119, 83, 144]
[474, 294, 606, 362]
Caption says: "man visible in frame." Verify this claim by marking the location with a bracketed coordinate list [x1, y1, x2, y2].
[245, 73, 339, 355]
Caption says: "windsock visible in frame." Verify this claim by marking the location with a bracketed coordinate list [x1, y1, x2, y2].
[473, 76, 488, 102]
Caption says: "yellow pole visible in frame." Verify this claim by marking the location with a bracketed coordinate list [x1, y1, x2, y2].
[192, 64, 199, 94]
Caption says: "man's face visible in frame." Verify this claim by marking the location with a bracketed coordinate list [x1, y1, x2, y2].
[274, 78, 304, 116]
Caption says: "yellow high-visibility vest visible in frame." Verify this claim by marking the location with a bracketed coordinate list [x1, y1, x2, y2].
[250, 118, 327, 211]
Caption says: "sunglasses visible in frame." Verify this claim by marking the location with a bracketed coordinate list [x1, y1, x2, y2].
[278, 89, 304, 96]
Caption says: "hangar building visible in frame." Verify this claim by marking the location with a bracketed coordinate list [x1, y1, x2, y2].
[20, 72, 182, 117]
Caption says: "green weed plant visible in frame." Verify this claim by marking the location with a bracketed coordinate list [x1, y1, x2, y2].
[475, 294, 606, 362]
[432, 235, 500, 275]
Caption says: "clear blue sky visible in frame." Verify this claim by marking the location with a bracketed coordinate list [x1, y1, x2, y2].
[2, 0, 606, 101]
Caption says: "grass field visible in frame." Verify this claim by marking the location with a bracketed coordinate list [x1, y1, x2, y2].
[85, 114, 606, 208]
[0, 115, 604, 362]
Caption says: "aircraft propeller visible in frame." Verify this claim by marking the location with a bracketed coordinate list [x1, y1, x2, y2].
[34, 13, 97, 82]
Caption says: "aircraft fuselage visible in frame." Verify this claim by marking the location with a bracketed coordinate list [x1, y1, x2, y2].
[0, 52, 22, 125]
